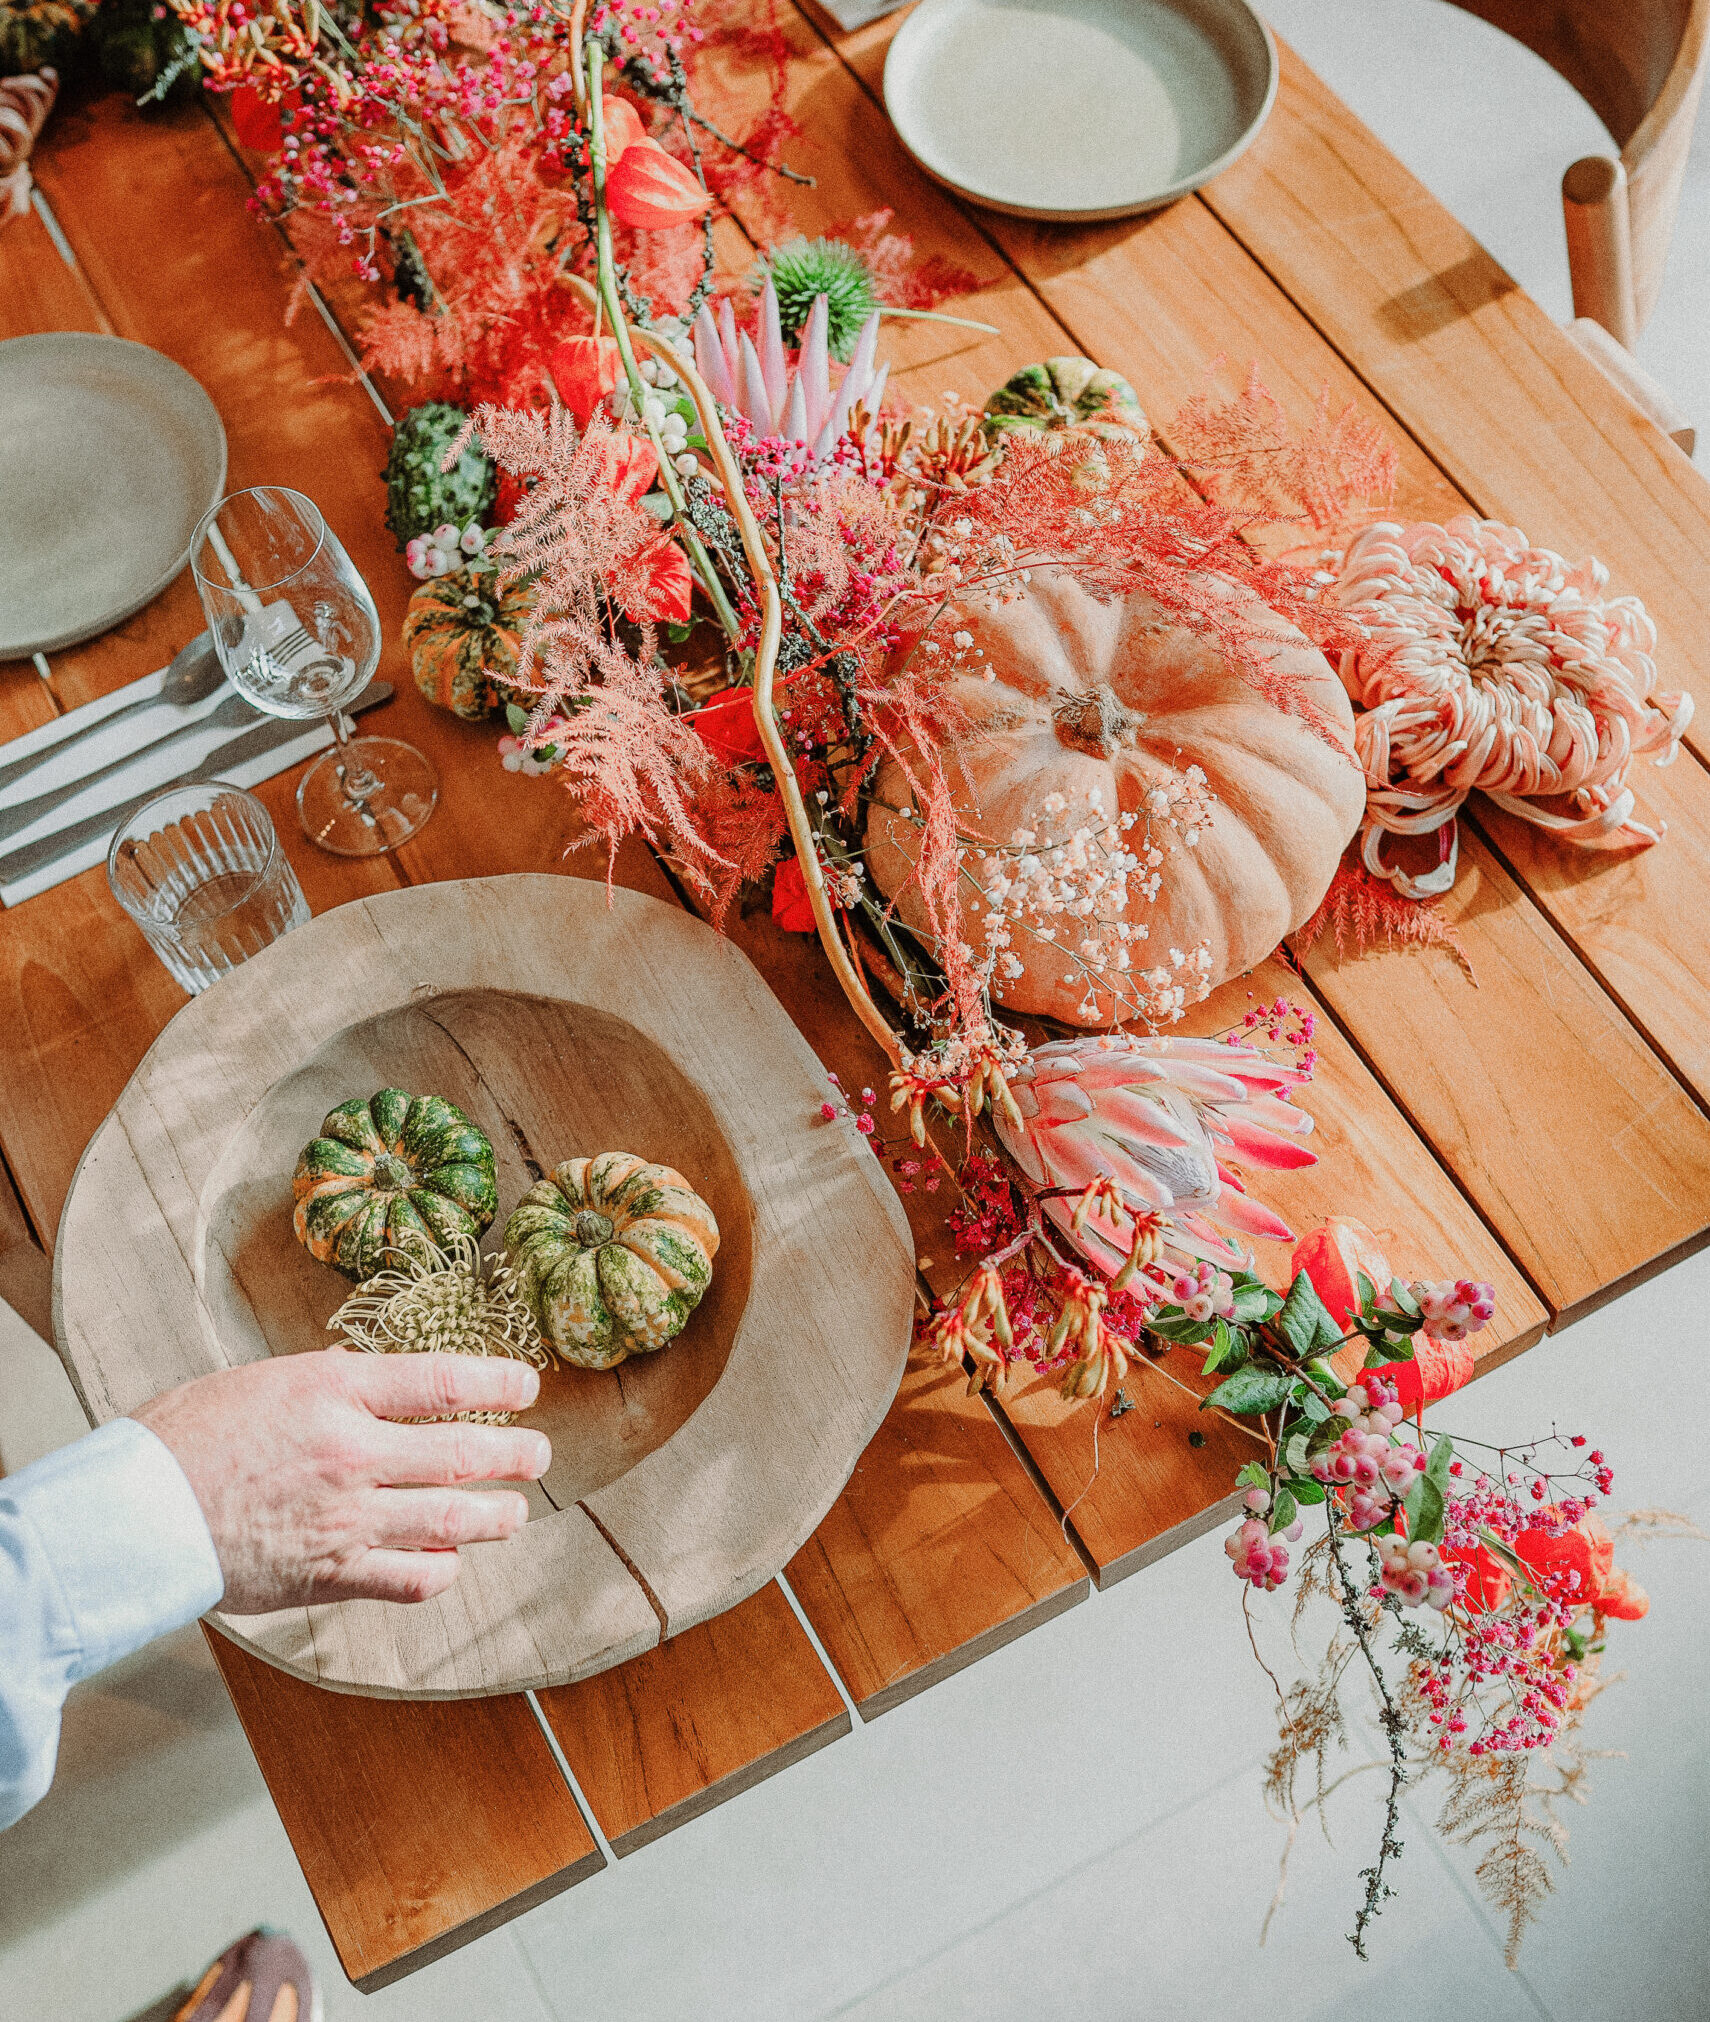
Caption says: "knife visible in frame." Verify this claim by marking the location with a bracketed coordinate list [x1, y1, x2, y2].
[0, 683, 393, 897]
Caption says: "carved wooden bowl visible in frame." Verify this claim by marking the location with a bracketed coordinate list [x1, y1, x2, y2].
[54, 876, 915, 1698]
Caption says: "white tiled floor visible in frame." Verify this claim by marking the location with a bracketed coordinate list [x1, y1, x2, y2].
[5, 6, 1710, 2015]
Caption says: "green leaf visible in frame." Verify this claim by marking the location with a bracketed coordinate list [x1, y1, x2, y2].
[1271, 1488, 1298, 1535]
[1146, 1316, 1217, 1345]
[1201, 1319, 1238, 1375]
[1402, 1473, 1446, 1547]
[1285, 1430, 1312, 1476]
[665, 620, 696, 644]
[1354, 1268, 1377, 1313]
[1203, 1366, 1294, 1416]
[505, 701, 529, 734]
[1230, 1281, 1279, 1324]
[1274, 1271, 1341, 1358]
[1287, 1478, 1327, 1505]
[1425, 1436, 1454, 1487]
[1294, 1385, 1330, 1424]
[1235, 1461, 1270, 1492]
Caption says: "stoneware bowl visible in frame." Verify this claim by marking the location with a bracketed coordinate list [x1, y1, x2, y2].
[883, 0, 1278, 221]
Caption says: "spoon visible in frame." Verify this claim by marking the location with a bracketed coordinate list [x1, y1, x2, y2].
[0, 683, 260, 849]
[0, 633, 226, 802]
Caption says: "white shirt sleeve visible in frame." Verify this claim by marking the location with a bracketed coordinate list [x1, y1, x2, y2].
[0, 1417, 224, 1830]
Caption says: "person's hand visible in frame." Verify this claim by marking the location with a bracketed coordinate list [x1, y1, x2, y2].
[131, 1349, 550, 1613]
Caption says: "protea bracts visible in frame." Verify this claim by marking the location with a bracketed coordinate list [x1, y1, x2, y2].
[992, 1033, 1316, 1284]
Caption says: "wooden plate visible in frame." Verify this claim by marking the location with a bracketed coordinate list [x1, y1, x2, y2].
[882, 0, 1277, 221]
[0, 333, 228, 658]
[53, 876, 916, 1698]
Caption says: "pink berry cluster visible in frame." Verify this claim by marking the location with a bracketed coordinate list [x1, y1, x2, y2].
[1409, 1278, 1496, 1342]
[1374, 1533, 1454, 1609]
[1164, 1259, 1235, 1325]
[1225, 1487, 1304, 1591]
[1309, 1378, 1424, 1517]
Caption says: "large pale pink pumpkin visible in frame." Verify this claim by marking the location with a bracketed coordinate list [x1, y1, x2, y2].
[864, 570, 1365, 1026]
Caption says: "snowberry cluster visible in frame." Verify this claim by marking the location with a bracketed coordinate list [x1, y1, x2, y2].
[1374, 1532, 1455, 1610]
[1310, 1378, 1424, 1506]
[1410, 1278, 1496, 1342]
[405, 521, 487, 580]
[498, 715, 571, 776]
[1163, 1259, 1235, 1326]
[1225, 1488, 1304, 1591]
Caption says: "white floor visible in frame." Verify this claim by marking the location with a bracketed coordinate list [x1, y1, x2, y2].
[5, 6, 1710, 2016]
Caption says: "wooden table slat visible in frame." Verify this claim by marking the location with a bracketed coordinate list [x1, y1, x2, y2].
[207, 1634, 603, 1992]
[536, 1581, 850, 1852]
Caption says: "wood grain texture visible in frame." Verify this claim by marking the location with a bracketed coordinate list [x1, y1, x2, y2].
[0, 194, 108, 342]
[206, 1633, 603, 1991]
[536, 1580, 850, 1851]
[57, 876, 916, 1693]
[1200, 42, 1710, 771]
[812, 3, 1710, 1319]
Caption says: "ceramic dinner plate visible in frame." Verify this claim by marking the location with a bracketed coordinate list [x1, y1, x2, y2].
[883, 0, 1278, 221]
[0, 333, 227, 659]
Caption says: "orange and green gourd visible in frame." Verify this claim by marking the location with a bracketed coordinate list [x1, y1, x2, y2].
[504, 1153, 719, 1370]
[983, 357, 1149, 445]
[402, 568, 534, 722]
[293, 1089, 499, 1281]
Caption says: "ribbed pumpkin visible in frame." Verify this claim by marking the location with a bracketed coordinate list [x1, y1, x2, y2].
[984, 357, 1149, 447]
[864, 569, 1365, 1026]
[402, 569, 534, 722]
[293, 1089, 499, 1281]
[505, 1153, 719, 1370]
[0, 0, 93, 74]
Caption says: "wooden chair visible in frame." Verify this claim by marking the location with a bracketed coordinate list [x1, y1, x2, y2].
[1450, 0, 1710, 347]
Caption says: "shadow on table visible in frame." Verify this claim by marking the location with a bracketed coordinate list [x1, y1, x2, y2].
[0, 1628, 263, 1948]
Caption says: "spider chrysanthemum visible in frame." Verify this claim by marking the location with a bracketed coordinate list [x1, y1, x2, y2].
[328, 1233, 550, 1423]
[750, 237, 878, 361]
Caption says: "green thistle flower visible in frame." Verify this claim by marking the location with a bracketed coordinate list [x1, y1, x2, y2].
[751, 238, 879, 362]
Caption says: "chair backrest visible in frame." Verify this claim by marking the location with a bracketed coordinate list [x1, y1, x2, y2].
[1450, 0, 1710, 331]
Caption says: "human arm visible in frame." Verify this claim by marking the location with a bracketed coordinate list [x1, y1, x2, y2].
[1, 1349, 548, 1829]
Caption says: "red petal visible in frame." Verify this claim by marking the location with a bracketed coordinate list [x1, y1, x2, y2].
[689, 688, 770, 766]
[1292, 1218, 1391, 1331]
[614, 531, 693, 625]
[606, 140, 713, 229]
[771, 855, 817, 933]
[1212, 1112, 1319, 1170]
[603, 96, 648, 162]
[548, 335, 622, 428]
[230, 85, 291, 156]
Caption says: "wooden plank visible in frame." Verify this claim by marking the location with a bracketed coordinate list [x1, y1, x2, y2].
[536, 1581, 850, 1852]
[0, 193, 108, 341]
[1199, 42, 1710, 770]
[805, 0, 1710, 1315]
[206, 1634, 603, 1992]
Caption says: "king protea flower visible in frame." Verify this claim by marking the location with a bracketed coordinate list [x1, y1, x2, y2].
[993, 1034, 1316, 1278]
[692, 282, 888, 457]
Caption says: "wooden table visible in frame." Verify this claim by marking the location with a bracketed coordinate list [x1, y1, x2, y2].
[5, 2, 1710, 1990]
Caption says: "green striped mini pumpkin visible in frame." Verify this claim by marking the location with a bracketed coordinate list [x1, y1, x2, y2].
[292, 1089, 499, 1282]
[504, 1153, 719, 1370]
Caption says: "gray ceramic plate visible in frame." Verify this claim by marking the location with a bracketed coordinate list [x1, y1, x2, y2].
[883, 0, 1278, 221]
[0, 333, 227, 659]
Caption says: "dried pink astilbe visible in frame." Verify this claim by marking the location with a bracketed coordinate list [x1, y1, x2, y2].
[1172, 364, 1398, 538]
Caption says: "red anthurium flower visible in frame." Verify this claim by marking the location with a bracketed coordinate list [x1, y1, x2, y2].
[1293, 1217, 1393, 1384]
[586, 429, 659, 503]
[548, 335, 622, 427]
[602, 95, 649, 162]
[614, 529, 694, 626]
[606, 139, 713, 230]
[230, 85, 298, 156]
[771, 853, 817, 933]
[1516, 1513, 1649, 1621]
[689, 686, 770, 766]
[1367, 1335, 1476, 1414]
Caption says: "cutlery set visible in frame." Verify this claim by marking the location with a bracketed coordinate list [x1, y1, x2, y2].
[0, 635, 391, 907]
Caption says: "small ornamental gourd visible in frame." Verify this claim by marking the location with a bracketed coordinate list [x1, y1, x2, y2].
[505, 1153, 719, 1370]
[293, 1089, 499, 1281]
[983, 357, 1149, 448]
[402, 568, 534, 721]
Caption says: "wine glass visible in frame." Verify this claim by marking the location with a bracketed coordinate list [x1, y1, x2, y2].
[190, 486, 437, 856]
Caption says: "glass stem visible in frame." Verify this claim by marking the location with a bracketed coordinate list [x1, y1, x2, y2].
[325, 707, 382, 810]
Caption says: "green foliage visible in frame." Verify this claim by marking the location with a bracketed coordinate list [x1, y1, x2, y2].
[1203, 1365, 1293, 1415]
[384, 402, 495, 549]
[0, 0, 95, 77]
[750, 237, 878, 361]
[90, 0, 200, 104]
